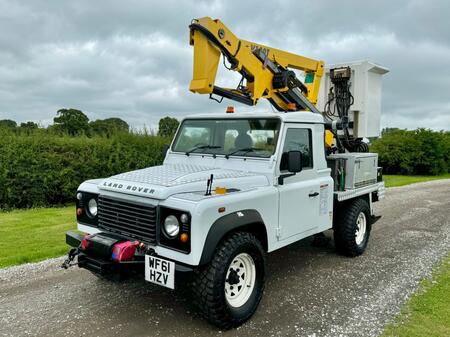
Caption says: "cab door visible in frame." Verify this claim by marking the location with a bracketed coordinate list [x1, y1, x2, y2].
[277, 125, 320, 240]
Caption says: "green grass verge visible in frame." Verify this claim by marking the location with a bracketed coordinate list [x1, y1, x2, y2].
[382, 254, 450, 337]
[384, 174, 450, 187]
[0, 206, 75, 268]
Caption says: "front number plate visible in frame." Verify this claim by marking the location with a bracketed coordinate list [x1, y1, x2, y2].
[145, 255, 175, 289]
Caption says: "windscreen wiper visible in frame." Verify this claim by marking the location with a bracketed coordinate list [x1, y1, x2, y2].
[225, 147, 264, 159]
[185, 145, 221, 156]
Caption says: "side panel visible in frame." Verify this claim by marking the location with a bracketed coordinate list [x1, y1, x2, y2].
[278, 174, 319, 238]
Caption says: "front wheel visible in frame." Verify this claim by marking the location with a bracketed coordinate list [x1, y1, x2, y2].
[192, 232, 266, 329]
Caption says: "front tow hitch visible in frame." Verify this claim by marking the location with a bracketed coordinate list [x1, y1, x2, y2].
[61, 247, 80, 269]
[61, 230, 84, 269]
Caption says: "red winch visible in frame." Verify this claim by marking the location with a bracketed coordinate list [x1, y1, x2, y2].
[111, 240, 140, 262]
[78, 233, 141, 262]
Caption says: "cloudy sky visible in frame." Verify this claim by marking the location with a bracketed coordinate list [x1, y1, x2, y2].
[0, 0, 449, 130]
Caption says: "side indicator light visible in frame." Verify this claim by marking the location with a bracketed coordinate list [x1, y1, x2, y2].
[215, 186, 226, 195]
[218, 207, 226, 213]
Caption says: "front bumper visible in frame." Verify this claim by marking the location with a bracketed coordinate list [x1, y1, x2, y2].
[65, 231, 193, 283]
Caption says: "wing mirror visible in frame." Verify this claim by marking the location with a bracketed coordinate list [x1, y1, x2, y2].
[279, 150, 303, 185]
[287, 150, 302, 173]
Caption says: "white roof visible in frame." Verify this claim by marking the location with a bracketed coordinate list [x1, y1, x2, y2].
[326, 59, 389, 75]
[183, 110, 324, 124]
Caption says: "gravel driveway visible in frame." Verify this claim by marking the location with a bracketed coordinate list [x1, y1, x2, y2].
[1, 180, 449, 337]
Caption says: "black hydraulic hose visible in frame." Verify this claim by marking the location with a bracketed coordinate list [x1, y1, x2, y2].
[189, 23, 238, 69]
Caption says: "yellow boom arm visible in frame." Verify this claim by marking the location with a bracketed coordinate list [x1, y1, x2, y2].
[189, 17, 324, 111]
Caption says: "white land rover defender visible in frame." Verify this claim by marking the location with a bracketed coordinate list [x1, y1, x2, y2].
[64, 109, 385, 328]
[64, 17, 390, 327]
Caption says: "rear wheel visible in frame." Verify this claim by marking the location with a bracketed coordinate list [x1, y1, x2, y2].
[192, 232, 266, 329]
[334, 198, 371, 256]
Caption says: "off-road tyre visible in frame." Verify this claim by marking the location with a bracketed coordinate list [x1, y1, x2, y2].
[334, 197, 371, 257]
[192, 232, 266, 329]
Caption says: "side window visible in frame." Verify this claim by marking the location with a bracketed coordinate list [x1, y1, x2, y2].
[280, 128, 313, 171]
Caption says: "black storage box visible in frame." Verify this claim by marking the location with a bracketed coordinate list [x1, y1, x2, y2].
[83, 233, 123, 258]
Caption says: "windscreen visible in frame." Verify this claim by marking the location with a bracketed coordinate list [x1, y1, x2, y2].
[172, 118, 280, 158]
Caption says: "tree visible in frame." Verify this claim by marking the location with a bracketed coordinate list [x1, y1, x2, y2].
[90, 118, 129, 136]
[53, 108, 89, 136]
[103, 118, 129, 132]
[20, 121, 39, 130]
[0, 119, 17, 129]
[370, 128, 449, 175]
[158, 116, 179, 139]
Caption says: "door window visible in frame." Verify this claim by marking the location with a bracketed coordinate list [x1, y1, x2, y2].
[280, 128, 313, 171]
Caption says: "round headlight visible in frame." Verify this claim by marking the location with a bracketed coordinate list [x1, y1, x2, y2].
[180, 213, 189, 224]
[76, 192, 83, 200]
[87, 198, 98, 217]
[163, 215, 180, 238]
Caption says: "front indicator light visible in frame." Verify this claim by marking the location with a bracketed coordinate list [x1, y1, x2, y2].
[76, 208, 83, 216]
[180, 233, 189, 243]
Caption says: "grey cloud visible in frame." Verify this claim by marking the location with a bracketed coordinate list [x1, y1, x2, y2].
[0, 0, 449, 130]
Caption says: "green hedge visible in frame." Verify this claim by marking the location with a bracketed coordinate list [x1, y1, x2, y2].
[1, 127, 449, 209]
[370, 129, 450, 175]
[0, 130, 168, 209]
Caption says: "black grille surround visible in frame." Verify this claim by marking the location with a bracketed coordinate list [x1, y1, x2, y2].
[97, 195, 157, 244]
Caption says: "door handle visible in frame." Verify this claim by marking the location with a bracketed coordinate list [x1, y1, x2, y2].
[308, 192, 319, 197]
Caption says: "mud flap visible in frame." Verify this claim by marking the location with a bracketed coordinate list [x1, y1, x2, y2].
[371, 215, 382, 225]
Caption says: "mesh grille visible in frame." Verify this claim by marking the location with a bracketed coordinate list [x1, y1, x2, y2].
[354, 179, 377, 189]
[98, 195, 157, 244]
